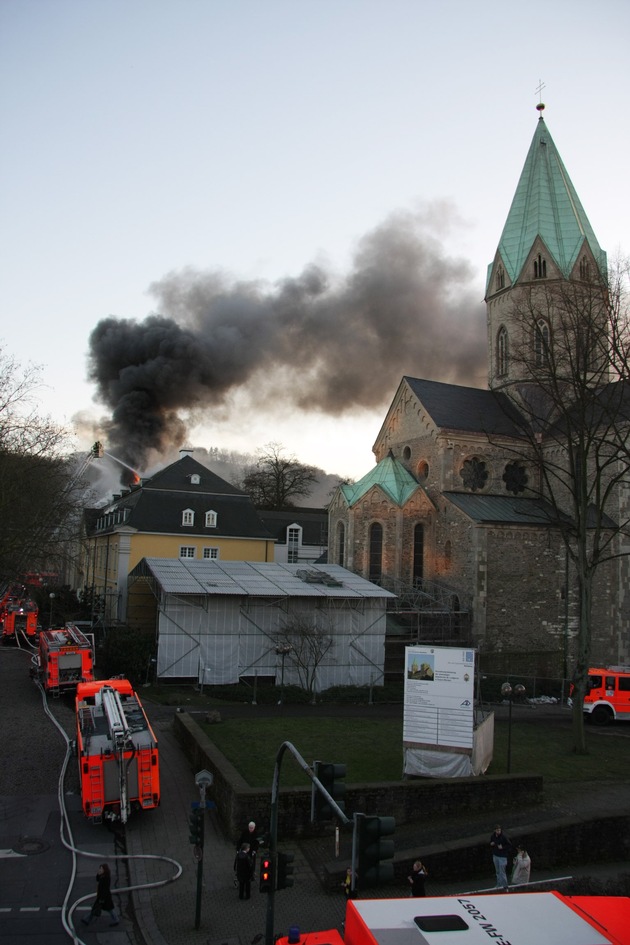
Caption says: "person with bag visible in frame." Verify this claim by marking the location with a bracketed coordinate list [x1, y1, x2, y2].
[82, 863, 119, 926]
[407, 859, 428, 897]
[511, 844, 531, 885]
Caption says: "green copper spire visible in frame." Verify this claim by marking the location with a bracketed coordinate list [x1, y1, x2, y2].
[493, 108, 606, 286]
[340, 452, 420, 508]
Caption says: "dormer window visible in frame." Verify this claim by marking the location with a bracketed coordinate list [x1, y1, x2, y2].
[182, 508, 194, 526]
[205, 510, 217, 528]
[533, 253, 547, 279]
[190, 474, 201, 485]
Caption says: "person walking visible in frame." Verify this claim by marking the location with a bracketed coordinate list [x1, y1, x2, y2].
[234, 843, 254, 900]
[489, 825, 511, 891]
[81, 863, 119, 926]
[407, 859, 428, 897]
[511, 844, 531, 885]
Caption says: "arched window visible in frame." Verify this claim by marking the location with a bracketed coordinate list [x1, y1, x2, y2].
[413, 524, 424, 584]
[336, 522, 345, 567]
[534, 254, 547, 279]
[579, 256, 590, 281]
[495, 265, 505, 290]
[182, 508, 194, 526]
[497, 327, 508, 376]
[368, 523, 383, 584]
[535, 319, 550, 367]
[205, 510, 217, 528]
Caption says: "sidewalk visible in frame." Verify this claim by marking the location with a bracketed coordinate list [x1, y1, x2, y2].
[125, 703, 630, 945]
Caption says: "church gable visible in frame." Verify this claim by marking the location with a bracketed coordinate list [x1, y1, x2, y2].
[373, 378, 439, 463]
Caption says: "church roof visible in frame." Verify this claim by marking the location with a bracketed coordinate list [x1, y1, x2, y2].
[491, 112, 606, 287]
[444, 492, 565, 526]
[340, 452, 421, 508]
[403, 376, 525, 437]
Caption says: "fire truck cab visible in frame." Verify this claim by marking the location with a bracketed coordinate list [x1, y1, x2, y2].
[36, 625, 94, 695]
[75, 678, 160, 823]
[583, 666, 630, 725]
[1, 597, 38, 641]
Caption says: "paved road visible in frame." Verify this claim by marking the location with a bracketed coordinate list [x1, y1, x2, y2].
[2, 645, 629, 945]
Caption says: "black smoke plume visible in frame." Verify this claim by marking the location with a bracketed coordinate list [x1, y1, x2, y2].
[87, 206, 486, 472]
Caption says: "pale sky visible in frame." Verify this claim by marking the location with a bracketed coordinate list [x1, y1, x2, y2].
[1, 0, 629, 481]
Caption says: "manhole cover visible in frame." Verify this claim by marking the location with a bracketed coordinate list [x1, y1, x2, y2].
[15, 837, 50, 855]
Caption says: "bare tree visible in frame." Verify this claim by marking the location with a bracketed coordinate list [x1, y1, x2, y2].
[0, 348, 76, 579]
[241, 442, 318, 509]
[493, 260, 630, 753]
[275, 613, 334, 701]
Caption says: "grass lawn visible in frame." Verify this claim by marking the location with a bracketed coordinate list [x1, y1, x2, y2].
[199, 714, 630, 787]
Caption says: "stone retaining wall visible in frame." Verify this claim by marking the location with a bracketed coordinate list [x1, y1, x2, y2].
[173, 711, 543, 841]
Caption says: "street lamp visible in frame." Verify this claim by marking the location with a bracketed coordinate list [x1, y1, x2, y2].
[48, 592, 55, 629]
[500, 681, 526, 774]
[275, 644, 293, 705]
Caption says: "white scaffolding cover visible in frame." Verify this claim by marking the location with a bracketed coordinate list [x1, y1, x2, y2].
[135, 559, 393, 690]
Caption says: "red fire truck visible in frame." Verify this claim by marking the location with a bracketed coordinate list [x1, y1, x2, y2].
[35, 625, 94, 695]
[75, 678, 160, 823]
[583, 666, 630, 724]
[1, 596, 38, 642]
[279, 891, 630, 945]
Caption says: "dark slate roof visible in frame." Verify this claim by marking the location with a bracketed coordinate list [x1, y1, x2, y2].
[444, 492, 565, 526]
[444, 493, 616, 529]
[87, 455, 272, 540]
[403, 377, 526, 437]
[257, 509, 328, 545]
[141, 454, 246, 495]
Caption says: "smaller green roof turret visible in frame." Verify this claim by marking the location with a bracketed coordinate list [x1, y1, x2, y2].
[488, 105, 607, 290]
[340, 451, 420, 508]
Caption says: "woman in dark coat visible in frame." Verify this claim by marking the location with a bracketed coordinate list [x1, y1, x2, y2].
[82, 863, 119, 926]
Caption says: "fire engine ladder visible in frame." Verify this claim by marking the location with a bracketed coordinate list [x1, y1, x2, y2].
[87, 762, 105, 824]
[137, 747, 155, 808]
[101, 687, 132, 823]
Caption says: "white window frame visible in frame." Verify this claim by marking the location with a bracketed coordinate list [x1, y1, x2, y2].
[182, 508, 194, 526]
[205, 510, 217, 528]
[203, 547, 220, 560]
[190, 474, 201, 485]
[287, 525, 301, 564]
[179, 546, 196, 558]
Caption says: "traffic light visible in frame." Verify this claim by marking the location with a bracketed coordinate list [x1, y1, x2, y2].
[277, 851, 295, 890]
[312, 761, 346, 821]
[355, 813, 395, 888]
[259, 855, 274, 893]
[188, 807, 204, 845]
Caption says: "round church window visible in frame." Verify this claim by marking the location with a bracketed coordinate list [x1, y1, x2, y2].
[460, 457, 488, 492]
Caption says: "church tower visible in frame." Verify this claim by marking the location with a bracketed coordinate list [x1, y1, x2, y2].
[485, 105, 607, 396]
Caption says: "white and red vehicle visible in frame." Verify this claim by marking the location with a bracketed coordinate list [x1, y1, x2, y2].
[279, 891, 630, 945]
[583, 666, 630, 724]
[35, 625, 94, 695]
[75, 678, 160, 823]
